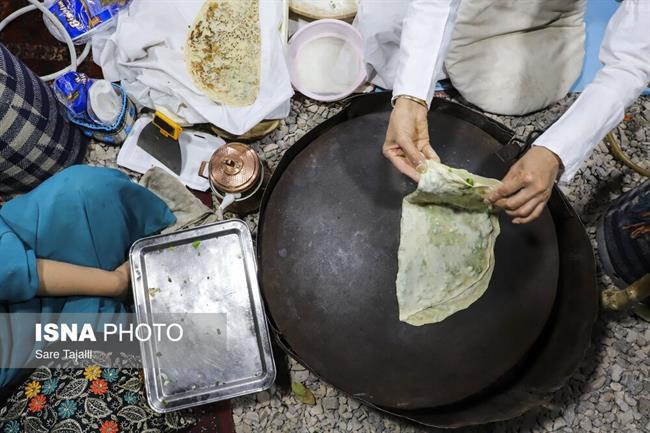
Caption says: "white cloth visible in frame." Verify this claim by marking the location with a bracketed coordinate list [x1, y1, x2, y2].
[92, 0, 293, 135]
[357, 0, 586, 113]
[444, 0, 587, 115]
[535, 0, 650, 182]
[117, 116, 225, 191]
[357, 0, 650, 182]
[355, 0, 460, 105]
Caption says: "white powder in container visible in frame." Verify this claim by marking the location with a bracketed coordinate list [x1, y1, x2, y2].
[293, 36, 362, 96]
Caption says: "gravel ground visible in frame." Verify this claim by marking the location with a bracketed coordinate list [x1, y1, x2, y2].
[86, 94, 650, 433]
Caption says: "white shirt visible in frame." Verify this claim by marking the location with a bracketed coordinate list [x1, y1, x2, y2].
[392, 0, 461, 104]
[392, 0, 650, 182]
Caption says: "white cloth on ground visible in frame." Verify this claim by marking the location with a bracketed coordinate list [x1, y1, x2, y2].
[117, 116, 225, 191]
[92, 0, 293, 135]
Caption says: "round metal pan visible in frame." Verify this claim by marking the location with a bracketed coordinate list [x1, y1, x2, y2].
[257, 94, 597, 426]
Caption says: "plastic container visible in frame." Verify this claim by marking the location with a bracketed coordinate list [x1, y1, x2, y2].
[288, 19, 366, 102]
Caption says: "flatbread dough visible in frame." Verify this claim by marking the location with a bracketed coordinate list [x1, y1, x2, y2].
[186, 0, 261, 107]
[396, 161, 502, 326]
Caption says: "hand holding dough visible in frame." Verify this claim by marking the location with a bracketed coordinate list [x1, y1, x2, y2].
[396, 161, 502, 325]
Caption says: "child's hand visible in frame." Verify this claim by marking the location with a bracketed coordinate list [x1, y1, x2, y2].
[37, 259, 132, 298]
[112, 261, 131, 298]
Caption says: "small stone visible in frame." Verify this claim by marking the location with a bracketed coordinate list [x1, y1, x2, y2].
[553, 417, 567, 430]
[615, 395, 630, 412]
[620, 371, 636, 389]
[563, 405, 576, 426]
[339, 408, 353, 419]
[322, 396, 339, 410]
[256, 390, 271, 403]
[348, 418, 363, 431]
[243, 411, 259, 424]
[263, 143, 279, 152]
[589, 375, 606, 391]
[617, 410, 634, 426]
[311, 404, 323, 415]
[292, 369, 309, 382]
[597, 401, 610, 413]
[639, 397, 650, 413]
[611, 364, 624, 382]
[611, 382, 623, 392]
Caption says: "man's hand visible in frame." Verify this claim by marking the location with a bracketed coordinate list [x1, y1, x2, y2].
[487, 147, 561, 224]
[383, 97, 438, 182]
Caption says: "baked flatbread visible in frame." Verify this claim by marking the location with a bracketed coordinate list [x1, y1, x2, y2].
[289, 0, 358, 20]
[396, 161, 502, 326]
[186, 0, 261, 107]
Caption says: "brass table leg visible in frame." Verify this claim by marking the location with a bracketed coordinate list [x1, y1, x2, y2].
[602, 273, 650, 321]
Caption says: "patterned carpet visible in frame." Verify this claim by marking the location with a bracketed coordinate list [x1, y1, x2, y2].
[0, 0, 102, 78]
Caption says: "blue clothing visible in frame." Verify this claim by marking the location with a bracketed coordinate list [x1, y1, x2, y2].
[0, 165, 175, 388]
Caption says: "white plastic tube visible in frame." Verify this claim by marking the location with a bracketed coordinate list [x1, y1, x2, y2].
[0, 0, 90, 81]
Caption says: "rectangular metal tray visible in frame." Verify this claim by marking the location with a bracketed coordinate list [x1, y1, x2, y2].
[130, 219, 275, 412]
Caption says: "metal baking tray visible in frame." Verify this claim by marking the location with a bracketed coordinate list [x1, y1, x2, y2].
[130, 219, 275, 412]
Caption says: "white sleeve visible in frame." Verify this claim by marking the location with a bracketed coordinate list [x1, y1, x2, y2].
[534, 0, 650, 183]
[392, 0, 461, 106]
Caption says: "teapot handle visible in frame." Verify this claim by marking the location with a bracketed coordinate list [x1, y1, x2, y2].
[198, 161, 210, 179]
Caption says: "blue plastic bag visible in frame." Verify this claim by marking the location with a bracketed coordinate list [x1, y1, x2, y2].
[44, 0, 130, 44]
[53, 72, 137, 145]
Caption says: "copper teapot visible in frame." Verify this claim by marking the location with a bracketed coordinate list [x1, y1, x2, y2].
[199, 142, 269, 215]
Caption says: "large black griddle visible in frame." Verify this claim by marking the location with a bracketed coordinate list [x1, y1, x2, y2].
[257, 94, 598, 427]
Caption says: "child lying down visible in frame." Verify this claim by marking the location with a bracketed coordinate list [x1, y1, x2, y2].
[0, 165, 175, 390]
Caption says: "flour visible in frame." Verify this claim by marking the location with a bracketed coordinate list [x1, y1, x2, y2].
[293, 36, 361, 96]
